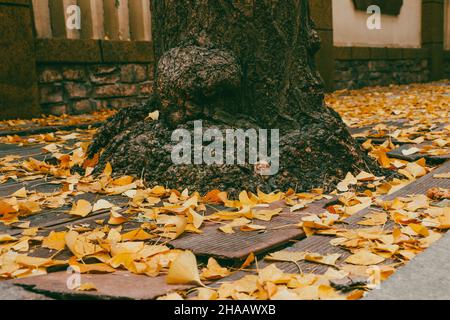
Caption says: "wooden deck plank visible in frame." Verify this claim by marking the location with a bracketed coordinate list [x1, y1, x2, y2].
[388, 142, 449, 163]
[210, 160, 450, 286]
[169, 197, 336, 262]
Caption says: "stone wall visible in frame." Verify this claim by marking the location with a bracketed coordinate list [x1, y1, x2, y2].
[445, 59, 450, 78]
[334, 59, 430, 90]
[37, 63, 154, 115]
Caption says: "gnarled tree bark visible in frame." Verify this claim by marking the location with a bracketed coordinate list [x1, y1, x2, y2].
[88, 0, 383, 195]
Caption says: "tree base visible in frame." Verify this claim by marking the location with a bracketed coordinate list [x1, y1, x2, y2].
[88, 100, 385, 195]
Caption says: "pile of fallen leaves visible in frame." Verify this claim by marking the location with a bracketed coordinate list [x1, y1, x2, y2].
[0, 82, 449, 299]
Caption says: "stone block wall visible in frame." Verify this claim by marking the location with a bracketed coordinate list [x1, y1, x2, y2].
[334, 59, 430, 90]
[37, 63, 154, 115]
[445, 58, 450, 78]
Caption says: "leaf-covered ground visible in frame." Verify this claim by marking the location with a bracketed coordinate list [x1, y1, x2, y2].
[0, 82, 448, 300]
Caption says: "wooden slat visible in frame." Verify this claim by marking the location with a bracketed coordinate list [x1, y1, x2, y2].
[78, 0, 94, 39]
[72, 0, 106, 40]
[117, 0, 130, 40]
[90, 0, 105, 39]
[103, 0, 131, 40]
[48, 0, 67, 38]
[388, 142, 450, 164]
[128, 0, 152, 41]
[169, 197, 336, 262]
[103, 0, 120, 40]
[215, 160, 450, 288]
[32, 0, 53, 39]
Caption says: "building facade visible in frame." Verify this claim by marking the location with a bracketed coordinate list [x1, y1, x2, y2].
[0, 0, 449, 119]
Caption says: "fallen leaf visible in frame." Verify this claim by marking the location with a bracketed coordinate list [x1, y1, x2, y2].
[11, 187, 27, 198]
[69, 200, 92, 217]
[402, 147, 421, 156]
[166, 250, 202, 285]
[241, 252, 255, 269]
[345, 250, 385, 266]
[42, 231, 66, 251]
[92, 199, 114, 212]
[201, 258, 231, 280]
[76, 283, 97, 292]
[357, 212, 388, 226]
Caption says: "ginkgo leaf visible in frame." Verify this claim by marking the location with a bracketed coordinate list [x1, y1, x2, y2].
[305, 252, 341, 267]
[402, 147, 421, 156]
[258, 264, 285, 283]
[121, 229, 153, 241]
[76, 283, 97, 292]
[108, 211, 128, 225]
[241, 252, 255, 269]
[357, 212, 388, 226]
[337, 173, 357, 192]
[166, 250, 202, 285]
[203, 189, 222, 204]
[42, 231, 66, 251]
[103, 162, 113, 177]
[146, 110, 160, 121]
[69, 257, 115, 274]
[356, 171, 376, 181]
[0, 200, 16, 215]
[69, 199, 92, 217]
[92, 199, 114, 212]
[265, 250, 306, 262]
[201, 258, 231, 280]
[112, 176, 134, 186]
[240, 224, 266, 232]
[345, 250, 385, 266]
[0, 234, 17, 242]
[11, 187, 27, 198]
[15, 255, 51, 268]
[195, 288, 218, 300]
[188, 209, 204, 229]
[252, 208, 282, 222]
[409, 223, 429, 237]
[434, 172, 450, 179]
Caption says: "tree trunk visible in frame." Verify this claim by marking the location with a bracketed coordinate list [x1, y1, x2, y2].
[88, 0, 383, 195]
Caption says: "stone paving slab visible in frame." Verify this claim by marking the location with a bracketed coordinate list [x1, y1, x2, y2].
[365, 231, 450, 300]
[0, 282, 50, 300]
[9, 271, 191, 300]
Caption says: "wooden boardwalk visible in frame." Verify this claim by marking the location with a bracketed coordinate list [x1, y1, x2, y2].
[0, 121, 449, 300]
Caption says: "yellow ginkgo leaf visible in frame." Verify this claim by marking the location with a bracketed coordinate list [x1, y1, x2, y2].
[121, 229, 153, 241]
[345, 250, 385, 266]
[42, 231, 66, 251]
[201, 258, 230, 280]
[166, 250, 202, 285]
[265, 250, 306, 262]
[76, 283, 98, 292]
[240, 252, 255, 269]
[252, 208, 282, 222]
[92, 199, 114, 212]
[11, 187, 27, 198]
[0, 234, 17, 242]
[357, 212, 388, 226]
[146, 110, 160, 121]
[69, 199, 92, 217]
[305, 252, 342, 267]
